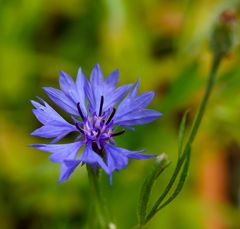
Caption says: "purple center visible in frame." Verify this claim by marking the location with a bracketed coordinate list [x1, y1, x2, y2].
[75, 96, 124, 149]
[83, 114, 114, 142]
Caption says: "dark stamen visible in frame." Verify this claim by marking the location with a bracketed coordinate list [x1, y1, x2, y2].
[106, 108, 116, 125]
[111, 130, 125, 137]
[77, 103, 84, 120]
[99, 96, 104, 116]
[96, 129, 101, 138]
[75, 123, 84, 134]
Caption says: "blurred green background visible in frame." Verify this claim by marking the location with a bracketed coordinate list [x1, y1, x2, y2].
[0, 0, 240, 228]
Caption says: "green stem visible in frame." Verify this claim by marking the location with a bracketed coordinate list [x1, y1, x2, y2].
[87, 165, 109, 229]
[188, 53, 222, 144]
[145, 53, 222, 224]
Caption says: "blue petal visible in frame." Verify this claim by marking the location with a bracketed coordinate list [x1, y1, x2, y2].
[31, 121, 76, 140]
[43, 87, 79, 116]
[31, 141, 83, 163]
[50, 133, 70, 144]
[90, 64, 104, 86]
[102, 70, 120, 97]
[104, 143, 156, 177]
[103, 84, 132, 111]
[116, 79, 139, 105]
[76, 67, 88, 116]
[58, 159, 81, 183]
[32, 106, 59, 125]
[84, 78, 95, 113]
[90, 64, 104, 110]
[105, 69, 119, 88]
[113, 79, 162, 126]
[59, 71, 79, 102]
[86, 64, 104, 113]
[128, 79, 140, 98]
[31, 98, 72, 124]
[31, 120, 76, 139]
[31, 99, 77, 141]
[107, 144, 155, 163]
[31, 124, 75, 139]
[104, 144, 128, 173]
[115, 91, 155, 120]
[115, 109, 162, 126]
[59, 69, 87, 117]
[87, 64, 131, 113]
[31, 99, 61, 124]
[126, 151, 156, 159]
[80, 143, 109, 174]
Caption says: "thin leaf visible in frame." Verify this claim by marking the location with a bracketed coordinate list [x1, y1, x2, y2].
[157, 144, 191, 211]
[178, 110, 190, 157]
[145, 153, 185, 222]
[145, 143, 191, 223]
[138, 154, 170, 225]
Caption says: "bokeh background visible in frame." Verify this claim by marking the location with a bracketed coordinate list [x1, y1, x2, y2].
[0, 0, 240, 228]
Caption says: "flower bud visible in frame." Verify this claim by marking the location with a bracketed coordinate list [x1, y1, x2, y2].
[210, 9, 236, 56]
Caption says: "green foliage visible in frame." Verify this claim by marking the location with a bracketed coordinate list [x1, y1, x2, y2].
[138, 154, 170, 225]
[138, 111, 192, 226]
[138, 49, 225, 227]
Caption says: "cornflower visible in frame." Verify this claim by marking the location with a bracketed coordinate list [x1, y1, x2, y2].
[31, 64, 162, 182]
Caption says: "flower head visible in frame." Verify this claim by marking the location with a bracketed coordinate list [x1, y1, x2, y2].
[31, 64, 162, 183]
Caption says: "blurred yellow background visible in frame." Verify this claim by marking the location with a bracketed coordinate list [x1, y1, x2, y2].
[0, 0, 240, 228]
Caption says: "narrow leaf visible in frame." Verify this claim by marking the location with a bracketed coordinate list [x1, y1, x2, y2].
[157, 144, 191, 211]
[138, 154, 170, 225]
[145, 144, 190, 223]
[178, 110, 189, 157]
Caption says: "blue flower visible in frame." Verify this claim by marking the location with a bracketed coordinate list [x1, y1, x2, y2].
[31, 64, 162, 183]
